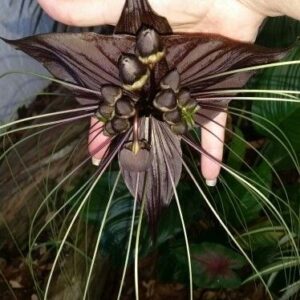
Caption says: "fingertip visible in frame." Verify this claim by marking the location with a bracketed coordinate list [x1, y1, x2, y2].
[200, 112, 227, 184]
[37, 0, 124, 26]
[205, 178, 217, 187]
[88, 117, 109, 162]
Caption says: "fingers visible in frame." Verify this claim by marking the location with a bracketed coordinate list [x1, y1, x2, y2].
[37, 0, 124, 26]
[88, 117, 109, 166]
[201, 111, 227, 186]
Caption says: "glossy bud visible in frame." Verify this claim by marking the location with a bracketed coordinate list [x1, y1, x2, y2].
[101, 85, 122, 106]
[97, 103, 115, 120]
[119, 140, 153, 172]
[111, 117, 130, 133]
[184, 98, 198, 110]
[153, 89, 177, 112]
[115, 96, 136, 119]
[137, 27, 161, 56]
[163, 108, 182, 125]
[160, 69, 180, 92]
[118, 54, 148, 86]
[177, 89, 191, 107]
[171, 121, 188, 135]
[103, 121, 116, 137]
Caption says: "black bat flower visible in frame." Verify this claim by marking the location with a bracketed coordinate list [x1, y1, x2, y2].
[2, 0, 289, 229]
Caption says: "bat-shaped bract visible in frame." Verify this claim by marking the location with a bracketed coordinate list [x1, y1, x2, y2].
[2, 0, 289, 229]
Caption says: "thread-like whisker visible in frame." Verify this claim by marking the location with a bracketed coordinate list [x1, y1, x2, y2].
[82, 172, 122, 299]
[180, 156, 273, 299]
[0, 71, 102, 96]
[0, 106, 97, 132]
[43, 132, 129, 299]
[189, 60, 300, 85]
[117, 173, 140, 300]
[182, 136, 299, 259]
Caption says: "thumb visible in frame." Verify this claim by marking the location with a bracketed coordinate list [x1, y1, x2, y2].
[37, 0, 125, 26]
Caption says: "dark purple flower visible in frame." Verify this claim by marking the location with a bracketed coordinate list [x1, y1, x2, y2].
[2, 0, 289, 228]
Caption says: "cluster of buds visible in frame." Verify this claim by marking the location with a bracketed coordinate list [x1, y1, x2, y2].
[154, 69, 198, 135]
[96, 26, 198, 139]
[96, 86, 136, 137]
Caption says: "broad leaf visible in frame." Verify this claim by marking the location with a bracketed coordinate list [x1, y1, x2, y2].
[173, 243, 246, 289]
[251, 48, 300, 169]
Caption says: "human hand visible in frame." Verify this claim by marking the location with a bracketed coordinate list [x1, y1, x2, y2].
[37, 0, 267, 185]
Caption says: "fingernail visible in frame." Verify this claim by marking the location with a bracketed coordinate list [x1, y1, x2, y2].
[206, 178, 217, 187]
[92, 157, 102, 166]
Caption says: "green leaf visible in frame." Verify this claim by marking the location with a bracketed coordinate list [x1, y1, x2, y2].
[257, 17, 300, 48]
[226, 127, 247, 171]
[174, 243, 246, 289]
[219, 161, 272, 225]
[236, 223, 286, 251]
[250, 47, 300, 169]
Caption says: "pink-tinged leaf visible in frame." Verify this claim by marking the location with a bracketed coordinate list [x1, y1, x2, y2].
[119, 117, 182, 229]
[115, 0, 172, 35]
[175, 243, 246, 289]
[2, 33, 135, 102]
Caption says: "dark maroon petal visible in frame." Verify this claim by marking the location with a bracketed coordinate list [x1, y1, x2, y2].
[195, 105, 227, 127]
[119, 117, 182, 229]
[119, 141, 153, 172]
[115, 0, 172, 35]
[2, 33, 135, 95]
[162, 33, 289, 96]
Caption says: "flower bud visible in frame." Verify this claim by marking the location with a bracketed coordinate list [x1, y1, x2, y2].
[177, 89, 191, 107]
[97, 103, 115, 120]
[163, 108, 182, 125]
[118, 54, 149, 91]
[115, 96, 136, 119]
[171, 121, 188, 135]
[136, 27, 164, 65]
[103, 121, 116, 137]
[160, 69, 180, 92]
[101, 85, 122, 106]
[111, 117, 130, 133]
[153, 89, 177, 112]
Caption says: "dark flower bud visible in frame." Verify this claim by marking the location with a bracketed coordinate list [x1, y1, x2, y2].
[118, 54, 149, 91]
[184, 98, 198, 110]
[119, 140, 153, 172]
[97, 103, 115, 120]
[111, 117, 130, 133]
[153, 89, 177, 112]
[115, 96, 136, 119]
[160, 69, 180, 92]
[163, 108, 182, 125]
[103, 121, 116, 137]
[101, 85, 122, 106]
[177, 89, 191, 107]
[136, 27, 164, 65]
[171, 121, 188, 135]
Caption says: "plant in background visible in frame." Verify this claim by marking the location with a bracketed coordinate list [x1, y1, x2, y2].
[0, 0, 300, 299]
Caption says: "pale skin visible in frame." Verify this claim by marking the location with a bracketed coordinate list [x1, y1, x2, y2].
[37, 0, 300, 185]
